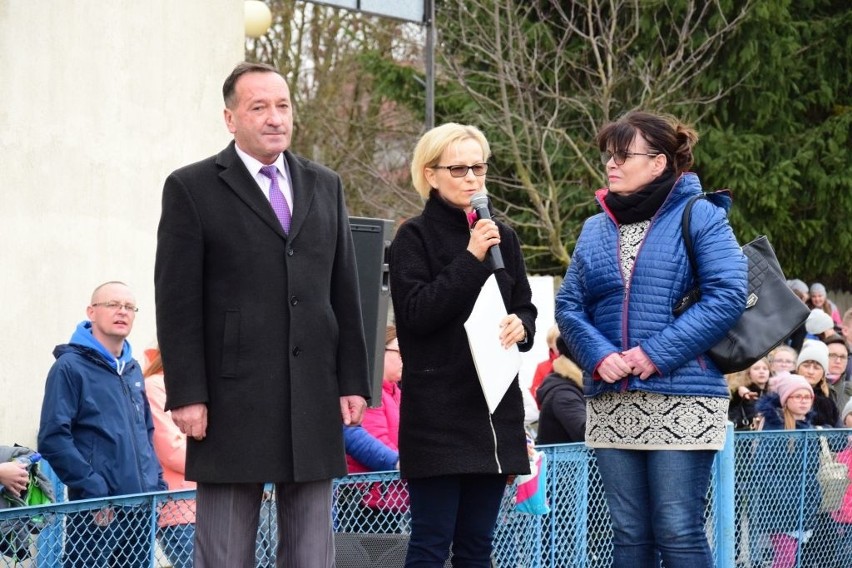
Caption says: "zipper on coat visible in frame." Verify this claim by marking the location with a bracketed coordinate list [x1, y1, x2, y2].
[486, 413, 502, 473]
[599, 181, 683, 392]
[117, 366, 147, 489]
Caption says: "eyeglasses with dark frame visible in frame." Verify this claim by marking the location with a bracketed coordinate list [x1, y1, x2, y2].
[431, 163, 488, 178]
[600, 150, 661, 166]
[91, 301, 139, 313]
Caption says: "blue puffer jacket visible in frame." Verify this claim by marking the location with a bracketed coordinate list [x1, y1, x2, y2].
[555, 173, 747, 398]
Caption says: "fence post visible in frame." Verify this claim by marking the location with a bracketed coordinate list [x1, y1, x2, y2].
[714, 422, 736, 568]
[36, 459, 65, 568]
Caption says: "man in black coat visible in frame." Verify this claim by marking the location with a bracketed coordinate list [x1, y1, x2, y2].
[155, 62, 371, 568]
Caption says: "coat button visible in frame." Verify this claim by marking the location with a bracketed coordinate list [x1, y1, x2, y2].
[290, 296, 298, 306]
[287, 248, 295, 256]
[292, 346, 301, 357]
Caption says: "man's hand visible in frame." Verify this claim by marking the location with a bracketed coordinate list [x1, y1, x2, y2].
[340, 395, 367, 426]
[171, 403, 208, 441]
[92, 507, 115, 527]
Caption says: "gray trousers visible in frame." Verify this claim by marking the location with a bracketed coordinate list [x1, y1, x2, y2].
[194, 480, 335, 568]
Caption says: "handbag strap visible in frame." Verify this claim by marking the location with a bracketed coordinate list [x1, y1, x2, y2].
[680, 193, 705, 279]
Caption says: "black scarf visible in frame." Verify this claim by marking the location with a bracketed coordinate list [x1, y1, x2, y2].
[603, 170, 677, 224]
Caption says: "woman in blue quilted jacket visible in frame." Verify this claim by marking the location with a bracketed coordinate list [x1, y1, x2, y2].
[555, 111, 748, 568]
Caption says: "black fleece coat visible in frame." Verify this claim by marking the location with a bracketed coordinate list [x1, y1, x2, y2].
[389, 192, 536, 478]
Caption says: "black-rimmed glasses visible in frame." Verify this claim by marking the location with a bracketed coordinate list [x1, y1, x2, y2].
[600, 150, 661, 166]
[432, 163, 488, 178]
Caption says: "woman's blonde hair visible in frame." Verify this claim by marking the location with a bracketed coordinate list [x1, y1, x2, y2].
[410, 123, 491, 199]
[783, 407, 798, 430]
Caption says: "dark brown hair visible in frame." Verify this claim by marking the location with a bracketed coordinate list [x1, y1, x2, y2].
[596, 111, 699, 175]
[222, 61, 282, 108]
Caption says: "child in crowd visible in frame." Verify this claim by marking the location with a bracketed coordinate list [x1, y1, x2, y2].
[728, 358, 771, 431]
[754, 373, 820, 568]
[769, 346, 798, 376]
[529, 325, 560, 402]
[808, 282, 842, 326]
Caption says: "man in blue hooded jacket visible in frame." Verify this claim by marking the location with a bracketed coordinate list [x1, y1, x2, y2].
[38, 281, 166, 567]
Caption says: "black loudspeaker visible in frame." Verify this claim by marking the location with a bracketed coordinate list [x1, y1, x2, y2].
[350, 217, 394, 407]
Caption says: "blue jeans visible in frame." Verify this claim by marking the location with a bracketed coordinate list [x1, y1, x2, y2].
[593, 448, 715, 568]
[157, 523, 195, 568]
[404, 474, 507, 568]
[63, 507, 151, 568]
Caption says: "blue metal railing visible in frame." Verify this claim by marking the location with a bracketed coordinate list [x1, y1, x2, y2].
[1, 425, 850, 567]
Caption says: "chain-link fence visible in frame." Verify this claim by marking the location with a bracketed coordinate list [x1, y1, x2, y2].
[2, 427, 851, 567]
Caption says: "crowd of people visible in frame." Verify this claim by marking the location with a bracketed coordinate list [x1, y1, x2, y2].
[3, 63, 850, 568]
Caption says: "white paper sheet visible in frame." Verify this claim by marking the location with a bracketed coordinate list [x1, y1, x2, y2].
[464, 274, 522, 414]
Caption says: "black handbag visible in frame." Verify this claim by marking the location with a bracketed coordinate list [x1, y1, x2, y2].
[673, 194, 810, 374]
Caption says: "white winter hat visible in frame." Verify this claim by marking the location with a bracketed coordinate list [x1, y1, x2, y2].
[805, 309, 835, 335]
[797, 339, 829, 372]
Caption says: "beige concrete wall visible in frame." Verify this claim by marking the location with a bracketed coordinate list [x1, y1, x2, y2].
[0, 1, 245, 446]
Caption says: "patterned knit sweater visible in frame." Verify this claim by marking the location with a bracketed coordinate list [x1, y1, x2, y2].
[586, 221, 727, 450]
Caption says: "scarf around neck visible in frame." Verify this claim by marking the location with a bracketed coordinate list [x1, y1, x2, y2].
[603, 170, 677, 224]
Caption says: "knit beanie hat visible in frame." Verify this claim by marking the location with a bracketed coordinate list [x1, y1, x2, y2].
[806, 309, 835, 335]
[810, 282, 827, 296]
[773, 372, 814, 407]
[788, 279, 809, 295]
[842, 399, 852, 424]
[797, 339, 829, 372]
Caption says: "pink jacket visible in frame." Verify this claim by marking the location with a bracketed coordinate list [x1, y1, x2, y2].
[832, 445, 852, 524]
[145, 368, 196, 527]
[347, 381, 401, 473]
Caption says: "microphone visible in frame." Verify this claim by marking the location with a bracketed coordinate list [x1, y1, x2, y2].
[469, 193, 505, 271]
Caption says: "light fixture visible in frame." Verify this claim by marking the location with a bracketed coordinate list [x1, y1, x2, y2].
[244, 1, 272, 38]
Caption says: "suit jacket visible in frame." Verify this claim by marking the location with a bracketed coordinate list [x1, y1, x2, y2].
[155, 142, 370, 483]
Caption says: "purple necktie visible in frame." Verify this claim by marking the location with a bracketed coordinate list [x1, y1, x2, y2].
[260, 165, 292, 233]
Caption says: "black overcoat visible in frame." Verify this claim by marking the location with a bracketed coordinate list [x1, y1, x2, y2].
[155, 142, 370, 483]
[389, 193, 536, 479]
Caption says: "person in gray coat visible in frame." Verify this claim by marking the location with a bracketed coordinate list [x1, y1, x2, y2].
[155, 61, 371, 568]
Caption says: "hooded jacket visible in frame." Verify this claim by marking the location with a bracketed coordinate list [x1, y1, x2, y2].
[37, 321, 166, 500]
[556, 173, 747, 398]
[535, 356, 586, 444]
